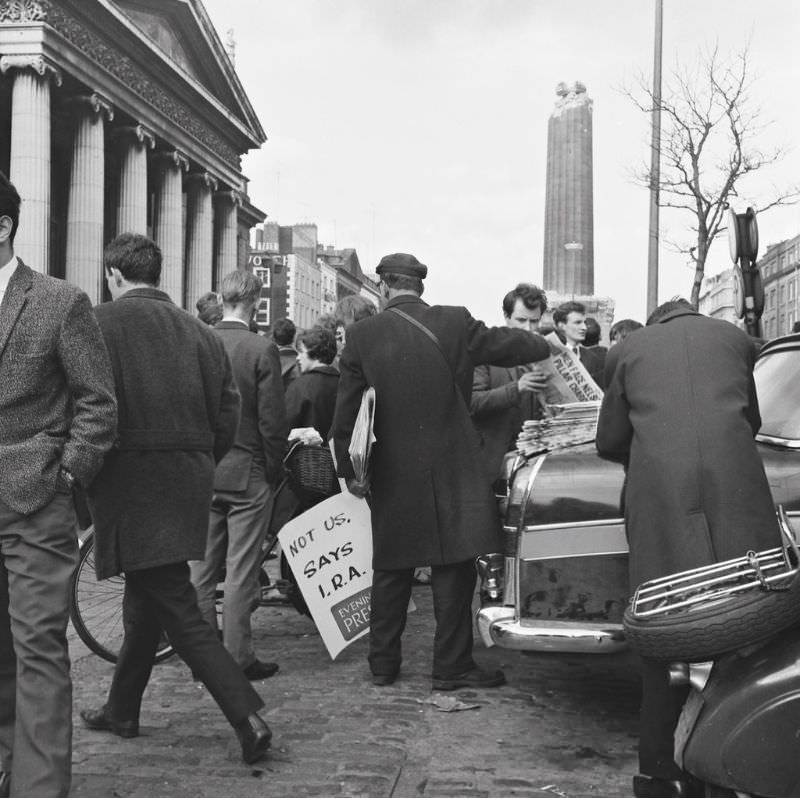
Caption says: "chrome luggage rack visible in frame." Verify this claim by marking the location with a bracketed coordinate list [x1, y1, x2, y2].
[629, 505, 800, 619]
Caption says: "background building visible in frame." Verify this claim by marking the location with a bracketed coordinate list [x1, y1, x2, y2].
[759, 235, 800, 339]
[0, 0, 266, 311]
[698, 268, 740, 326]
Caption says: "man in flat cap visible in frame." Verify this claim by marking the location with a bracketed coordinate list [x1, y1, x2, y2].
[331, 253, 550, 690]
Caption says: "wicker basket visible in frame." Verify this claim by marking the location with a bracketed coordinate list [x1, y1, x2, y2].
[285, 445, 340, 508]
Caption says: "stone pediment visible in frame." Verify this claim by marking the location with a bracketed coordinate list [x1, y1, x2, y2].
[113, 0, 263, 141]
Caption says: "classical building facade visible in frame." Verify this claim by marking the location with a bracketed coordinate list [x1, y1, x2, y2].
[0, 0, 265, 310]
[543, 82, 594, 295]
[759, 235, 800, 339]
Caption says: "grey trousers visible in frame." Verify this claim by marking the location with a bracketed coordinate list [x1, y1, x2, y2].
[191, 469, 273, 668]
[0, 492, 77, 798]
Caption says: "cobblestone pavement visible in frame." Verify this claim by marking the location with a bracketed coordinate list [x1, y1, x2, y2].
[69, 583, 640, 798]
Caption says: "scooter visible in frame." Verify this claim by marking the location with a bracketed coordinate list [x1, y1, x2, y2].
[625, 506, 800, 798]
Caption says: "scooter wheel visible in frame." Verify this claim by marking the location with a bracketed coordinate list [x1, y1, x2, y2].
[623, 574, 800, 661]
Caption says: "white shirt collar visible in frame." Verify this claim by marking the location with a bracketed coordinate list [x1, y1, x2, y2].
[0, 255, 19, 298]
[220, 315, 250, 328]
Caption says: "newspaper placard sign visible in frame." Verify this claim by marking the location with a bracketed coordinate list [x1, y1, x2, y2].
[538, 332, 603, 406]
[278, 492, 374, 659]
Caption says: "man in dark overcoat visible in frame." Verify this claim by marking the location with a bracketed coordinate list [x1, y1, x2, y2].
[0, 172, 117, 798]
[596, 299, 779, 798]
[191, 269, 287, 681]
[81, 234, 272, 766]
[331, 253, 549, 689]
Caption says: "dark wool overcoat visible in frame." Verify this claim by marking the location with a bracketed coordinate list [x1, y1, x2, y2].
[88, 289, 240, 579]
[595, 307, 779, 590]
[285, 365, 340, 438]
[331, 295, 550, 570]
[0, 260, 117, 514]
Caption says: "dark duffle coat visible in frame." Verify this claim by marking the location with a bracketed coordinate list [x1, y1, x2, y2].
[331, 295, 549, 570]
[595, 307, 779, 590]
[88, 288, 240, 579]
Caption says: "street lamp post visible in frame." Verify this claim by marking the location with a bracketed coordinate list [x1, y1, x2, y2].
[647, 0, 663, 318]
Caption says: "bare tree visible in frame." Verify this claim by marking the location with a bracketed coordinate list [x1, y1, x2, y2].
[626, 45, 799, 308]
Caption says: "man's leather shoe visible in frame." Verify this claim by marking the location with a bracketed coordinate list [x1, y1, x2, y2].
[0, 770, 9, 798]
[243, 660, 279, 681]
[633, 775, 701, 798]
[371, 671, 398, 686]
[432, 666, 506, 691]
[235, 713, 272, 764]
[80, 706, 139, 738]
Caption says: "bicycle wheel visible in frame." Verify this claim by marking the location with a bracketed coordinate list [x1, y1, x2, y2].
[70, 528, 174, 664]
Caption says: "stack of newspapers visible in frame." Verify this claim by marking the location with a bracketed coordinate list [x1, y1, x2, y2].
[516, 401, 601, 457]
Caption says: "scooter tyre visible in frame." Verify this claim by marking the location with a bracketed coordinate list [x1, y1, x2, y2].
[623, 577, 800, 661]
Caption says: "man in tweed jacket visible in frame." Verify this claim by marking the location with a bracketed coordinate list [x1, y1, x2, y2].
[0, 171, 117, 798]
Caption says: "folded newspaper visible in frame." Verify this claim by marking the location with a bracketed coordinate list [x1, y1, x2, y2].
[516, 401, 600, 457]
[348, 387, 376, 482]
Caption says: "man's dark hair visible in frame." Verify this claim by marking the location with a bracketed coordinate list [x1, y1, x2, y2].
[792, 321, 800, 334]
[104, 233, 162, 286]
[297, 325, 337, 365]
[272, 317, 296, 346]
[646, 298, 693, 326]
[220, 269, 262, 307]
[334, 294, 378, 327]
[583, 317, 601, 346]
[381, 271, 424, 296]
[609, 318, 643, 343]
[552, 301, 586, 327]
[315, 313, 338, 335]
[196, 291, 222, 326]
[502, 283, 547, 318]
[0, 171, 21, 243]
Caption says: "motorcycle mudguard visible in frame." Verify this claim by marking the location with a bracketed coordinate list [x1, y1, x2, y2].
[681, 632, 800, 797]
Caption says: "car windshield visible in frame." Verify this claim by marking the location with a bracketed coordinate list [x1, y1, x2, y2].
[755, 346, 800, 442]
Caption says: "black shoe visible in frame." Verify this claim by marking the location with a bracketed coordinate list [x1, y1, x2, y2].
[235, 713, 272, 764]
[243, 660, 279, 681]
[80, 706, 139, 738]
[633, 775, 700, 798]
[0, 770, 9, 798]
[432, 666, 506, 691]
[371, 671, 398, 686]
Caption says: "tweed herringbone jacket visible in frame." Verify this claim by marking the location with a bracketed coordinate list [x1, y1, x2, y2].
[0, 260, 117, 515]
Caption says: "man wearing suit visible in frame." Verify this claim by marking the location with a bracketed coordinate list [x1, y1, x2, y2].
[552, 301, 606, 389]
[191, 270, 288, 680]
[80, 234, 272, 765]
[596, 299, 779, 798]
[0, 172, 117, 798]
[272, 317, 300, 390]
[470, 283, 550, 483]
[331, 254, 550, 689]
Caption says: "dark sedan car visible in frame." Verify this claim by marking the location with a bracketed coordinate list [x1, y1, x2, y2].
[476, 333, 800, 653]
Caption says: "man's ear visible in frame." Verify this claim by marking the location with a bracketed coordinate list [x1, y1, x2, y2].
[109, 267, 123, 287]
[0, 215, 12, 244]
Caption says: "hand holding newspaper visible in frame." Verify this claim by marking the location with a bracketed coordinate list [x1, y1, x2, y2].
[348, 387, 376, 482]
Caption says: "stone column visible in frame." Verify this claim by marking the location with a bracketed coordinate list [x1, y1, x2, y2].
[116, 125, 155, 236]
[0, 55, 62, 271]
[153, 150, 189, 304]
[213, 189, 240, 285]
[65, 93, 114, 304]
[184, 172, 217, 313]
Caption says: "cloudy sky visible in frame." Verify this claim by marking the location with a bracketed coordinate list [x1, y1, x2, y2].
[202, 0, 800, 326]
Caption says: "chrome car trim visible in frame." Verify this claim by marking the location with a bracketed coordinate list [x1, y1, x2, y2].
[476, 607, 627, 653]
[514, 454, 548, 611]
[519, 520, 627, 560]
[756, 433, 800, 449]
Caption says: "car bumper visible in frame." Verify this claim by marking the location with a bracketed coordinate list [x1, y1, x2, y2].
[476, 605, 628, 654]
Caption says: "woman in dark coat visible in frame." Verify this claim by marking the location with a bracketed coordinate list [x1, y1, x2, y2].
[284, 325, 339, 437]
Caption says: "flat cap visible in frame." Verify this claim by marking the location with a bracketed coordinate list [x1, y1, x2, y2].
[376, 253, 428, 279]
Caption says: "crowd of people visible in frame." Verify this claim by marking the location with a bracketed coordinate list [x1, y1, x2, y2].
[0, 164, 779, 798]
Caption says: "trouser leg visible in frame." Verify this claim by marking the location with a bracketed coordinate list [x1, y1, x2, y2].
[189, 500, 228, 634]
[220, 477, 271, 668]
[0, 561, 14, 774]
[115, 563, 264, 726]
[638, 657, 689, 779]
[0, 494, 77, 798]
[430, 559, 477, 678]
[368, 568, 413, 675]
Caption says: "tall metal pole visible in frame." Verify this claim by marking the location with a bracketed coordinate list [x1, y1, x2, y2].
[647, 0, 663, 317]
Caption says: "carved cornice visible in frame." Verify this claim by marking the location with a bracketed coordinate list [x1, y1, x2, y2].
[155, 149, 190, 172]
[214, 189, 242, 207]
[32, 0, 241, 167]
[68, 92, 114, 121]
[117, 124, 156, 150]
[0, 0, 49, 24]
[187, 171, 218, 192]
[0, 53, 62, 86]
